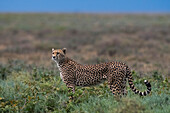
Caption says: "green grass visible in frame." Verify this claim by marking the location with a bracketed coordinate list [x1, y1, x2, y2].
[0, 60, 169, 113]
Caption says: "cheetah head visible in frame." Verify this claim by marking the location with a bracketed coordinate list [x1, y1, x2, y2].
[52, 48, 67, 62]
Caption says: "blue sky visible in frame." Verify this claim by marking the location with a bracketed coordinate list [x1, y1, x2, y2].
[0, 0, 170, 13]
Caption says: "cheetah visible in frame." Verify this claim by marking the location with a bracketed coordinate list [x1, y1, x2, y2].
[52, 48, 151, 96]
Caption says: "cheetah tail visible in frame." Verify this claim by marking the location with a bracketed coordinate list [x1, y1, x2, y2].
[126, 67, 151, 96]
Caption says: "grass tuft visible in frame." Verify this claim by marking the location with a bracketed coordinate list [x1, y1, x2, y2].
[0, 61, 169, 112]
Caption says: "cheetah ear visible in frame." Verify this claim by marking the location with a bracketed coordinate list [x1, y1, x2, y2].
[62, 48, 67, 54]
[52, 48, 54, 51]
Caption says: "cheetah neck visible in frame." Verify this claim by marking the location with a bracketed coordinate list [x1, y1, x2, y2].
[55, 57, 79, 80]
[60, 58, 79, 65]
[57, 57, 69, 67]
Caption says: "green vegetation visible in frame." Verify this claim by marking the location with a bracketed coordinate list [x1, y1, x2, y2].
[0, 13, 170, 112]
[0, 60, 169, 113]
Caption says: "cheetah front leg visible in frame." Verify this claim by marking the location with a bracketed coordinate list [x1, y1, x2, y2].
[63, 75, 76, 94]
[67, 85, 75, 93]
[67, 84, 75, 100]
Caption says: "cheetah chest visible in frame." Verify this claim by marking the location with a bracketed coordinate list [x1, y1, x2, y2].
[59, 72, 63, 80]
[56, 62, 63, 80]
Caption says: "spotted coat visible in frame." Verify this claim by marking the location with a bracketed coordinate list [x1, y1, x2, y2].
[52, 48, 151, 96]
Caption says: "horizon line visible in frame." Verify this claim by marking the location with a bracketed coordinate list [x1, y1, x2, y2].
[0, 11, 170, 14]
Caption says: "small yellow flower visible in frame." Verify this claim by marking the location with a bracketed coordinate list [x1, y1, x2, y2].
[0, 97, 3, 100]
[13, 104, 17, 107]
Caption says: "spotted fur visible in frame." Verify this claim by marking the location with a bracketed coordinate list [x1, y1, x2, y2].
[52, 48, 151, 96]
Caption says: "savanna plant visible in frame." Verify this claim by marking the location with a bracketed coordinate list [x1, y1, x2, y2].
[0, 60, 169, 113]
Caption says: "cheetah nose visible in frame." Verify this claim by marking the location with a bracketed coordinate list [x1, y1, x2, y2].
[53, 56, 56, 59]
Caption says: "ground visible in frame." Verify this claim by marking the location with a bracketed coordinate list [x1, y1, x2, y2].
[0, 13, 169, 112]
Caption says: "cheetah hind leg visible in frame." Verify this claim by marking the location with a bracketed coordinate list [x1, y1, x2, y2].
[108, 73, 122, 97]
[109, 83, 123, 101]
[121, 78, 127, 96]
[109, 82, 122, 97]
[108, 76, 127, 98]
